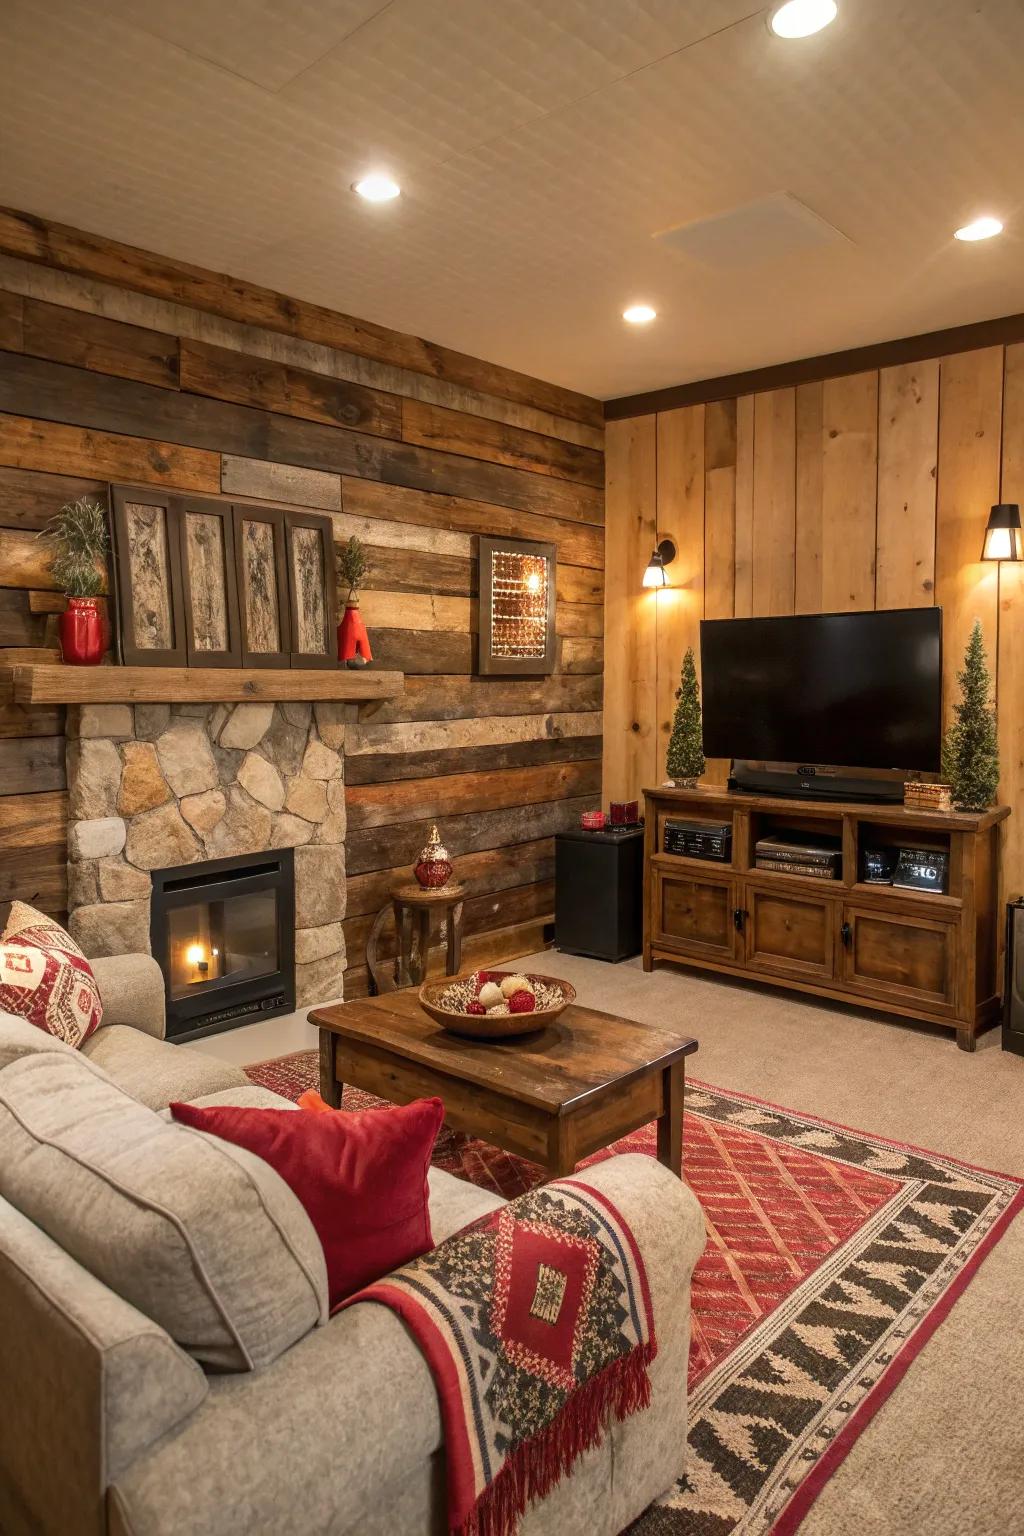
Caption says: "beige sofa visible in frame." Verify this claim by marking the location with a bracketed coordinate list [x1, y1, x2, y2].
[0, 954, 706, 1536]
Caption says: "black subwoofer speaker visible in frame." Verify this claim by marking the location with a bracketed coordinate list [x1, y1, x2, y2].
[1003, 900, 1024, 1056]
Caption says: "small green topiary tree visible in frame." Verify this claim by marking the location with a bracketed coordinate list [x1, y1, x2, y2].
[39, 497, 109, 597]
[338, 535, 367, 604]
[666, 647, 706, 785]
[942, 620, 1000, 810]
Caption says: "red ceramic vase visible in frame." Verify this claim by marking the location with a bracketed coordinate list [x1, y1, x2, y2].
[59, 597, 104, 665]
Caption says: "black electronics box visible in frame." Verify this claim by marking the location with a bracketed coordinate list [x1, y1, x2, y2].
[893, 848, 949, 895]
[555, 828, 643, 962]
[664, 818, 732, 862]
[862, 847, 899, 884]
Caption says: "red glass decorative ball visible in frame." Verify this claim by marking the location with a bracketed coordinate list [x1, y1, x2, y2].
[465, 1001, 487, 1016]
[508, 990, 536, 1014]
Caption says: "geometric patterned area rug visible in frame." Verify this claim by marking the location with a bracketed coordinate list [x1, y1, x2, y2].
[247, 1051, 1024, 1535]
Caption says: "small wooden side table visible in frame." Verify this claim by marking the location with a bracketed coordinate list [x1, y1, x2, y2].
[366, 882, 466, 994]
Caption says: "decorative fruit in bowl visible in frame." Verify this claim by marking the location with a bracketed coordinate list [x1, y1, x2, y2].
[418, 969, 576, 1039]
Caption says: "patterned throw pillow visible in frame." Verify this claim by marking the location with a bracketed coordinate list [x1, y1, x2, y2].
[0, 901, 103, 1048]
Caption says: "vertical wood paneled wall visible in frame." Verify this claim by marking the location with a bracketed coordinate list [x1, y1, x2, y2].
[604, 343, 1024, 903]
[0, 208, 604, 993]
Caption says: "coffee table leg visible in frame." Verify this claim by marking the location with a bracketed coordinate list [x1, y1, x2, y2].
[656, 1062, 684, 1177]
[319, 1029, 343, 1109]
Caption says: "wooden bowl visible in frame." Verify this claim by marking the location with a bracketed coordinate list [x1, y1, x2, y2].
[418, 970, 576, 1039]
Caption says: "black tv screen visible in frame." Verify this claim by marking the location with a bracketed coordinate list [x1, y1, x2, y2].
[699, 608, 942, 772]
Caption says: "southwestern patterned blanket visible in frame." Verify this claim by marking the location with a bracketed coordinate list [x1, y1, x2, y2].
[343, 1177, 657, 1536]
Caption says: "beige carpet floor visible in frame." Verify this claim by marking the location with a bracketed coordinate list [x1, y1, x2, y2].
[513, 949, 1024, 1536]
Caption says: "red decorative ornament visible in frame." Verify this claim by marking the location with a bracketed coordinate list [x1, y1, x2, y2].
[414, 824, 453, 889]
[507, 990, 536, 1014]
[337, 600, 373, 667]
[59, 597, 104, 665]
[465, 1001, 487, 1016]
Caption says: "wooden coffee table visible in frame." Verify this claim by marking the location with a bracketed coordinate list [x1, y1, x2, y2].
[310, 992, 698, 1178]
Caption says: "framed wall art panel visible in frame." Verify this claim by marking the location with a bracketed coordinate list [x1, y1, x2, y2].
[232, 504, 293, 669]
[284, 512, 338, 669]
[179, 496, 242, 667]
[110, 485, 187, 666]
[477, 534, 556, 676]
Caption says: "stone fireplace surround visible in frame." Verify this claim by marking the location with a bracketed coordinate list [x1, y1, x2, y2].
[65, 699, 349, 1006]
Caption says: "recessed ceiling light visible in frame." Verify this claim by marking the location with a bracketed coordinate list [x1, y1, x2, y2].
[623, 304, 657, 324]
[352, 173, 401, 203]
[769, 0, 838, 39]
[954, 216, 1003, 242]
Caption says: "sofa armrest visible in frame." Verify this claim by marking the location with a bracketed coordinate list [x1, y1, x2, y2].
[90, 955, 166, 1040]
[0, 1195, 207, 1536]
[109, 1154, 707, 1536]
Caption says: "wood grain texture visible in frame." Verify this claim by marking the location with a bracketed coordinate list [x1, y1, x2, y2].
[704, 399, 736, 624]
[180, 337, 401, 438]
[221, 455, 341, 511]
[346, 734, 601, 785]
[0, 413, 219, 492]
[794, 381, 823, 614]
[4, 664, 404, 705]
[346, 837, 555, 918]
[346, 758, 600, 830]
[0, 465, 107, 531]
[733, 394, 755, 619]
[0, 251, 603, 451]
[19, 295, 178, 388]
[655, 405, 704, 782]
[363, 672, 601, 725]
[0, 207, 602, 428]
[998, 343, 1024, 904]
[0, 789, 67, 912]
[876, 360, 939, 609]
[752, 389, 796, 617]
[346, 796, 596, 877]
[0, 289, 24, 350]
[934, 347, 1002, 722]
[402, 399, 604, 488]
[0, 353, 603, 525]
[602, 416, 657, 804]
[0, 735, 64, 793]
[0, 529, 58, 590]
[341, 478, 604, 568]
[820, 371, 878, 611]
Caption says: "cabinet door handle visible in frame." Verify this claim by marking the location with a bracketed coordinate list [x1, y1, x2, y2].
[841, 921, 852, 948]
[733, 907, 746, 933]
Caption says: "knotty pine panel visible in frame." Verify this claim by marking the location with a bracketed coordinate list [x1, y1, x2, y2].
[602, 416, 657, 803]
[876, 361, 939, 610]
[655, 405, 705, 784]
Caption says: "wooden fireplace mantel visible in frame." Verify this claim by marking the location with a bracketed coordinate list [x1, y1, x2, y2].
[0, 664, 405, 707]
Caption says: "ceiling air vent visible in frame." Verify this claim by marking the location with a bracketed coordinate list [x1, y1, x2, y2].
[654, 192, 849, 267]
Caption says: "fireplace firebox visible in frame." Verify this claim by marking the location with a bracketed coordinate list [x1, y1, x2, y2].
[150, 849, 296, 1041]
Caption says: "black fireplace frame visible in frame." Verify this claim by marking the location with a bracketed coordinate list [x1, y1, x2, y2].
[150, 848, 296, 1043]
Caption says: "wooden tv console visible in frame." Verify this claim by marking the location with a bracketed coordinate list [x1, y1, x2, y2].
[643, 785, 1009, 1051]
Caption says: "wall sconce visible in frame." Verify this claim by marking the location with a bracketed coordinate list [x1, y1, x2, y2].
[982, 503, 1022, 561]
[643, 539, 677, 589]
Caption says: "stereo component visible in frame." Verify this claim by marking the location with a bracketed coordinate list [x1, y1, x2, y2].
[663, 819, 732, 861]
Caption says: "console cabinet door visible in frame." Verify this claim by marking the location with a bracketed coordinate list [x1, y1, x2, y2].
[840, 905, 956, 1014]
[653, 871, 739, 962]
[744, 883, 836, 980]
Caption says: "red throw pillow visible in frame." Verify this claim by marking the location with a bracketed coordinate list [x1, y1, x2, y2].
[0, 901, 102, 1048]
[170, 1095, 444, 1308]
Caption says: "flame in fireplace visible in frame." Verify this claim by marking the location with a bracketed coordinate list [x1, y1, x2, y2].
[186, 943, 206, 967]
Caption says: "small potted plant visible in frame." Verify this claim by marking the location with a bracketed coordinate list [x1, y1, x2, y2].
[666, 647, 706, 787]
[337, 535, 373, 668]
[40, 497, 109, 665]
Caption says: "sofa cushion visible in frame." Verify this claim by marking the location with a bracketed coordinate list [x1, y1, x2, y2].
[81, 1024, 250, 1110]
[0, 1049, 328, 1371]
[172, 1093, 445, 1308]
[0, 901, 102, 1048]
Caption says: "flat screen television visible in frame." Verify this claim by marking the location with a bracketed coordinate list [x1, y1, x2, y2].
[699, 607, 942, 774]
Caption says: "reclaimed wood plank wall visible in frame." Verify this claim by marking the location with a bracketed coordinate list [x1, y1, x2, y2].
[0, 208, 604, 990]
[603, 342, 1024, 911]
